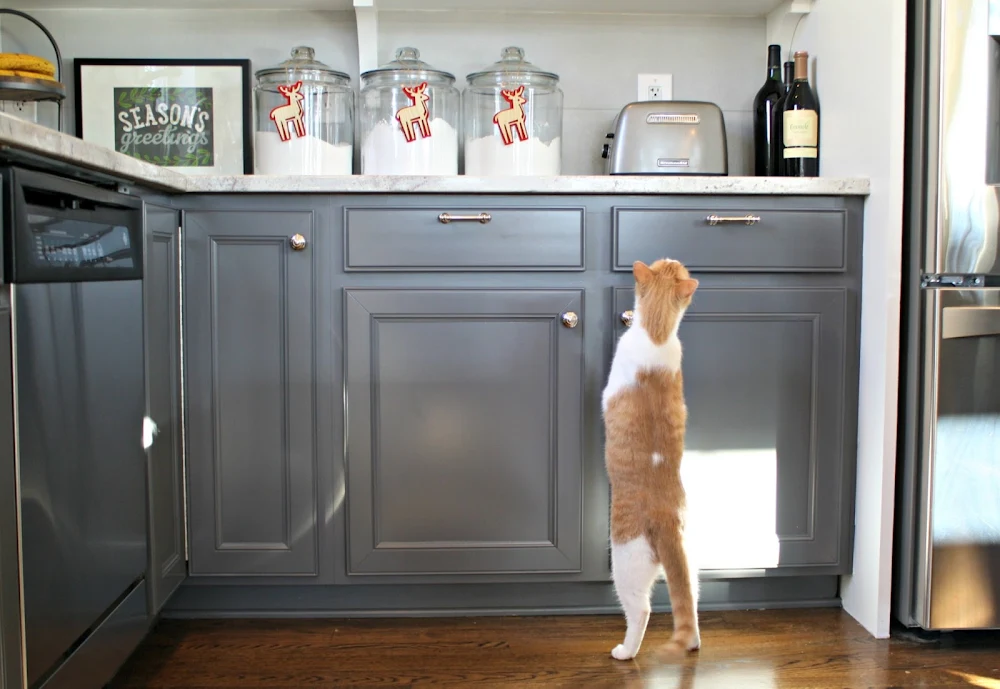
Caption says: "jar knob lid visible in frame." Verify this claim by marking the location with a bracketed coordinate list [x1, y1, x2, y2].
[500, 46, 524, 62]
[291, 45, 315, 60]
[395, 46, 420, 62]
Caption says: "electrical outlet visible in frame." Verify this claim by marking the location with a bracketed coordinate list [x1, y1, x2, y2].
[637, 73, 673, 101]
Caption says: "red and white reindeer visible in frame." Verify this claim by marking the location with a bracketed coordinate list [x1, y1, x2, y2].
[396, 82, 432, 143]
[270, 81, 306, 142]
[493, 85, 528, 146]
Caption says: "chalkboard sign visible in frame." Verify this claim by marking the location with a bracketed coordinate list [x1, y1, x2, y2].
[75, 58, 252, 176]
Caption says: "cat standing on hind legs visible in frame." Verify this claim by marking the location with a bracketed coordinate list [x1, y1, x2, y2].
[602, 258, 701, 661]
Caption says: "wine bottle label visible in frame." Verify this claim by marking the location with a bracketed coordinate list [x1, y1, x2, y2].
[783, 147, 818, 158]
[783, 109, 818, 158]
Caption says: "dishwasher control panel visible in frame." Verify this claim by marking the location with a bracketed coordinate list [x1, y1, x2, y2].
[28, 214, 135, 271]
[3, 166, 143, 284]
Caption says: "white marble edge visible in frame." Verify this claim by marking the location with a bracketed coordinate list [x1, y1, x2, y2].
[0, 113, 870, 196]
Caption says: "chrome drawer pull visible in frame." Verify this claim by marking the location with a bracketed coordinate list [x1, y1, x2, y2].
[706, 214, 761, 226]
[438, 212, 492, 224]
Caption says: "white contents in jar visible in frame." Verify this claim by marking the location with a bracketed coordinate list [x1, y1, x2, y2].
[463, 135, 561, 176]
[255, 131, 353, 175]
[361, 117, 458, 175]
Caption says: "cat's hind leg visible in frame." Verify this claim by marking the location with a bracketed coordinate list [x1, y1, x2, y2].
[654, 520, 701, 653]
[610, 536, 660, 660]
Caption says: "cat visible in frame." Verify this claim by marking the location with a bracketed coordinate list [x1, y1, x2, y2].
[602, 257, 700, 661]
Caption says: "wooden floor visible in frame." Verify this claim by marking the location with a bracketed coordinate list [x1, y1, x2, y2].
[109, 608, 1000, 688]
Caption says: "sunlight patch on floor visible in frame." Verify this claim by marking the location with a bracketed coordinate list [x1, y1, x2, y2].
[946, 669, 1000, 688]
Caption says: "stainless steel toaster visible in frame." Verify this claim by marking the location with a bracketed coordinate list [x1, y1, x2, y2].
[602, 101, 728, 175]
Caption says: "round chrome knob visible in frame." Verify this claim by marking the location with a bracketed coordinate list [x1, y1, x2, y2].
[289, 233, 307, 251]
[561, 311, 579, 328]
[621, 310, 634, 327]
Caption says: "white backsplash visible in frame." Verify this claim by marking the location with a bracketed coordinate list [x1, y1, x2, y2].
[1, 7, 762, 175]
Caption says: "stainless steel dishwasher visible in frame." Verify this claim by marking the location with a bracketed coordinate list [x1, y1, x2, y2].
[3, 166, 149, 689]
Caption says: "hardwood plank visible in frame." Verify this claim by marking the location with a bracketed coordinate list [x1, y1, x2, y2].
[108, 609, 1000, 688]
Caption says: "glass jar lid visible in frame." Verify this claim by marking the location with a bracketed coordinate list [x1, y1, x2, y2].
[466, 46, 559, 88]
[255, 46, 351, 86]
[360, 47, 456, 87]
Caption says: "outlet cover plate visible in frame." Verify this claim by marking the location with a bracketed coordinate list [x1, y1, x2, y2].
[638, 73, 673, 101]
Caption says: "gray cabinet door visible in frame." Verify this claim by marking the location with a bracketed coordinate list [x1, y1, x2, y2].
[143, 205, 187, 611]
[345, 289, 584, 576]
[184, 210, 317, 576]
[613, 286, 854, 574]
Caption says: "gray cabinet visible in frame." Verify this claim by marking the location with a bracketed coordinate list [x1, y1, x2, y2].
[344, 288, 584, 576]
[184, 209, 318, 577]
[0, 291, 24, 689]
[613, 285, 856, 573]
[143, 205, 187, 612]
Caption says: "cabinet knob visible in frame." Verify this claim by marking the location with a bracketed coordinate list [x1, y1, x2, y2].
[289, 233, 307, 251]
[621, 310, 634, 327]
[561, 311, 579, 328]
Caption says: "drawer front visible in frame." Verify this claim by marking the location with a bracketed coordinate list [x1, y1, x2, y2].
[344, 206, 585, 271]
[613, 207, 847, 272]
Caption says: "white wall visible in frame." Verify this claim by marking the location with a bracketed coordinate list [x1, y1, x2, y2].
[793, 0, 908, 638]
[2, 7, 764, 174]
[377, 10, 763, 173]
[0, 9, 359, 136]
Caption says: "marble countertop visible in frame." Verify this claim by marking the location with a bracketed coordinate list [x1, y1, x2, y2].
[0, 114, 870, 196]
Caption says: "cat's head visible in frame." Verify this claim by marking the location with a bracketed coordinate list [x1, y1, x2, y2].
[632, 258, 698, 344]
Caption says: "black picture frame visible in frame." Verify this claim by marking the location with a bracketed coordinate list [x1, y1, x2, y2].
[73, 57, 253, 175]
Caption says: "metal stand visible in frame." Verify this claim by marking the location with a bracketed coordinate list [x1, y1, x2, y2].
[0, 9, 65, 132]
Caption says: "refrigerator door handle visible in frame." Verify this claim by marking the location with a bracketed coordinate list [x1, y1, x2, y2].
[941, 305, 1000, 339]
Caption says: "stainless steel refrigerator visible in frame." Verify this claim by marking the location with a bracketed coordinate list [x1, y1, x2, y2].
[895, 0, 1000, 631]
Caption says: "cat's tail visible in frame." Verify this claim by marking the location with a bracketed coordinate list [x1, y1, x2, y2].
[651, 522, 701, 653]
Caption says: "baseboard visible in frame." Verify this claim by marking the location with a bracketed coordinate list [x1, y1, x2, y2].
[164, 576, 840, 619]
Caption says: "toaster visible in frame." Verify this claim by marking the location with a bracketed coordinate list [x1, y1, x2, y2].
[602, 101, 728, 175]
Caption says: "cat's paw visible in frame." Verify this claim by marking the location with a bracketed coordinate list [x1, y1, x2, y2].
[611, 643, 637, 661]
[665, 630, 700, 653]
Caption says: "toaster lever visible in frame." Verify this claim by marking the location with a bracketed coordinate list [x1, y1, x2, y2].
[706, 214, 761, 226]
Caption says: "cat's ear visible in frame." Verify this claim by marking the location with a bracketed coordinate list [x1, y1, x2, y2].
[633, 261, 653, 284]
[677, 278, 699, 299]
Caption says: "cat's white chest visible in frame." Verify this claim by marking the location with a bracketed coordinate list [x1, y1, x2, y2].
[601, 327, 682, 412]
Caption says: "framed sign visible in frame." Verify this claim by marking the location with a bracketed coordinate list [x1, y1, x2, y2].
[74, 58, 252, 175]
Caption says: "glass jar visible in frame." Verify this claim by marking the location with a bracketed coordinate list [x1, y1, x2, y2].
[254, 46, 354, 175]
[359, 47, 460, 175]
[463, 47, 563, 176]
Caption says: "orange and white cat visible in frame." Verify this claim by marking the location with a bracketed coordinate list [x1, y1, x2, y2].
[602, 258, 700, 661]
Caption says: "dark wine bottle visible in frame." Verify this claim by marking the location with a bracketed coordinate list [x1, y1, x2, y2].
[773, 60, 795, 175]
[752, 44, 784, 176]
[782, 50, 820, 177]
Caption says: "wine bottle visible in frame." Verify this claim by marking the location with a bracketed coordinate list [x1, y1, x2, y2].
[752, 44, 784, 176]
[773, 60, 795, 175]
[782, 50, 820, 177]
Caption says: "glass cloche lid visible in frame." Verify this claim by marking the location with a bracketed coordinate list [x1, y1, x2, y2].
[361, 47, 456, 86]
[466, 46, 559, 88]
[255, 46, 350, 86]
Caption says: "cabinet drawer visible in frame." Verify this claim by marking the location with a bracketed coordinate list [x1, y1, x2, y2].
[344, 206, 585, 271]
[613, 207, 847, 272]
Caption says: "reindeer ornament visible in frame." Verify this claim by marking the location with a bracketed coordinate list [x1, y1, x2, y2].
[493, 85, 529, 146]
[270, 81, 307, 142]
[395, 81, 432, 143]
